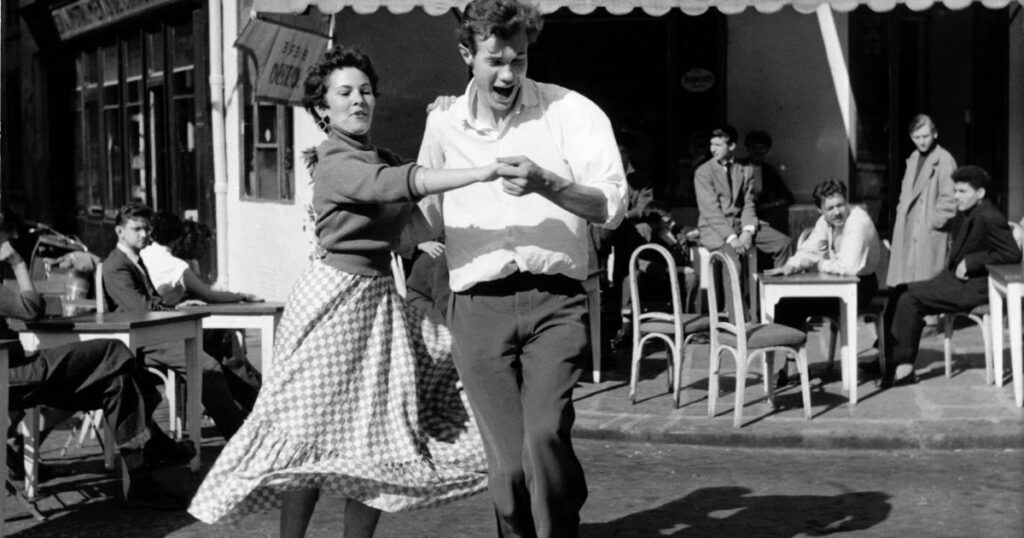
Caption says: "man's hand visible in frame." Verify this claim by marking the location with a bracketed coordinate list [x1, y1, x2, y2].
[425, 95, 458, 113]
[496, 155, 552, 197]
[635, 187, 654, 213]
[55, 251, 100, 273]
[729, 230, 752, 254]
[955, 259, 968, 280]
[417, 241, 445, 259]
[764, 264, 798, 276]
[0, 241, 24, 267]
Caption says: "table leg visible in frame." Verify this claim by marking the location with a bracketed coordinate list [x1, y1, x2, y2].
[184, 327, 203, 472]
[990, 279, 1005, 387]
[1008, 284, 1022, 407]
[259, 317, 275, 381]
[0, 350, 8, 537]
[842, 291, 858, 406]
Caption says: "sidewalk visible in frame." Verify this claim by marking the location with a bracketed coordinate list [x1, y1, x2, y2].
[571, 318, 1024, 450]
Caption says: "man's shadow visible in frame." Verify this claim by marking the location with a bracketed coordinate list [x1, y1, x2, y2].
[582, 486, 891, 537]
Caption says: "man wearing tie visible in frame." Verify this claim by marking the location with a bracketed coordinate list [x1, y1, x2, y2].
[695, 125, 791, 269]
[102, 201, 249, 439]
[886, 166, 1022, 386]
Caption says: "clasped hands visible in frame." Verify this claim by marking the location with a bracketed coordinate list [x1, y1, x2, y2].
[728, 230, 753, 254]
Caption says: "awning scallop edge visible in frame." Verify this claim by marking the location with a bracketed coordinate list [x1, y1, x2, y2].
[254, 0, 1024, 16]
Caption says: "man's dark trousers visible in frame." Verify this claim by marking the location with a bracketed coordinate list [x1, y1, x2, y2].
[450, 272, 588, 538]
[889, 270, 987, 367]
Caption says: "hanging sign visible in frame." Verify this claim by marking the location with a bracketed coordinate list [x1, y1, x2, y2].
[235, 17, 329, 106]
[51, 0, 179, 40]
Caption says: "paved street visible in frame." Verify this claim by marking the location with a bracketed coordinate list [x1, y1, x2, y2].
[6, 438, 1023, 537]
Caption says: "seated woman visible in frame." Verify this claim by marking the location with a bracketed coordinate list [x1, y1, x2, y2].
[141, 212, 262, 410]
[142, 213, 262, 306]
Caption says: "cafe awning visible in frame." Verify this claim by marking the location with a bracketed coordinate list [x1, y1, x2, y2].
[253, 0, 1023, 16]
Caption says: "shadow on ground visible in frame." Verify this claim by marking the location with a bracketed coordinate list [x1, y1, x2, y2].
[581, 486, 892, 537]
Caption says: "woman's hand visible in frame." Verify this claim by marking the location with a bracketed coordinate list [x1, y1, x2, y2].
[425, 95, 458, 113]
[175, 299, 208, 309]
[241, 293, 264, 302]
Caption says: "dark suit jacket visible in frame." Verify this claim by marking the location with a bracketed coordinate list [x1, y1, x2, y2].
[943, 198, 1022, 294]
[102, 247, 173, 313]
[695, 158, 757, 249]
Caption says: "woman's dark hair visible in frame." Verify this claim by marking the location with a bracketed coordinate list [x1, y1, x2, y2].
[811, 180, 848, 208]
[457, 0, 543, 53]
[302, 45, 379, 129]
[170, 220, 213, 261]
[150, 211, 185, 246]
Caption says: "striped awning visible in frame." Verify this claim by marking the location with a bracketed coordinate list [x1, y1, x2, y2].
[253, 0, 1023, 16]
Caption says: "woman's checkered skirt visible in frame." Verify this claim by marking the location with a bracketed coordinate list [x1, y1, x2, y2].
[188, 260, 487, 525]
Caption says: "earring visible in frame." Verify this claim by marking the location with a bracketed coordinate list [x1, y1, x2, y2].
[316, 116, 330, 132]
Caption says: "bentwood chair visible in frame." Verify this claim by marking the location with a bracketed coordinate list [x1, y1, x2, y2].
[627, 244, 709, 407]
[706, 251, 812, 427]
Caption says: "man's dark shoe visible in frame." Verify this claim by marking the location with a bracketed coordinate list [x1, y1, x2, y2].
[859, 359, 882, 377]
[122, 470, 188, 510]
[143, 436, 196, 468]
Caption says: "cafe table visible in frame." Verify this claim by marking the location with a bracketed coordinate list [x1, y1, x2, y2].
[10, 311, 207, 471]
[180, 301, 285, 377]
[759, 271, 861, 405]
[988, 264, 1024, 407]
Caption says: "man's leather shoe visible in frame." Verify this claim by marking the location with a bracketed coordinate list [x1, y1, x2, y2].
[122, 470, 188, 510]
[143, 436, 196, 468]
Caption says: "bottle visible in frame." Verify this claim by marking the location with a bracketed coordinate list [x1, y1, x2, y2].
[62, 270, 90, 317]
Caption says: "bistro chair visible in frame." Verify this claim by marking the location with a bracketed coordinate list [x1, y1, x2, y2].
[627, 244, 709, 406]
[688, 229, 758, 321]
[706, 250, 812, 428]
[940, 221, 1024, 383]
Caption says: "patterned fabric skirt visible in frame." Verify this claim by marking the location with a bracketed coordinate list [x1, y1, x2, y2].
[188, 260, 487, 525]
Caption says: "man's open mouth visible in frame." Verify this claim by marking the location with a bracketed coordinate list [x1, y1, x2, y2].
[493, 85, 516, 99]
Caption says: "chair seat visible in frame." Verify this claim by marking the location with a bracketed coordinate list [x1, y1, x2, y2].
[719, 322, 807, 349]
[639, 314, 710, 335]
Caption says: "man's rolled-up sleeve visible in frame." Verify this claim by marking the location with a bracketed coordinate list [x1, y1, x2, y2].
[560, 96, 626, 230]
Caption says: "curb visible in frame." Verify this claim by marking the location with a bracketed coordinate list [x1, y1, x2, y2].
[573, 412, 1024, 450]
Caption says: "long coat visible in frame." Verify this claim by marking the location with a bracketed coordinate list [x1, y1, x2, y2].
[886, 145, 957, 287]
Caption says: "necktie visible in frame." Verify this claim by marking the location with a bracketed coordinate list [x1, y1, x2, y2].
[135, 256, 161, 299]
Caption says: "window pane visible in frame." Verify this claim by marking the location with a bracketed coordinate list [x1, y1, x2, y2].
[127, 105, 146, 203]
[126, 33, 143, 104]
[257, 149, 278, 200]
[147, 28, 165, 82]
[172, 20, 194, 95]
[84, 101, 103, 211]
[258, 105, 277, 144]
[174, 96, 197, 210]
[105, 107, 124, 208]
[101, 44, 119, 105]
[279, 108, 294, 201]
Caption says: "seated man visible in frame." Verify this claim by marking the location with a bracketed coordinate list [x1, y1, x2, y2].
[765, 181, 881, 384]
[695, 125, 792, 270]
[0, 210, 191, 508]
[886, 166, 1022, 386]
[766, 180, 882, 314]
[102, 202, 250, 440]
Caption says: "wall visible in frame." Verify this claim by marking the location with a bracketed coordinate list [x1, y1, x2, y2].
[726, 8, 850, 202]
[1010, 11, 1024, 223]
[222, 7, 463, 300]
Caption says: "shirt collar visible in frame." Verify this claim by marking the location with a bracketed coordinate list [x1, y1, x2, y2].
[461, 79, 540, 133]
[117, 242, 141, 264]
